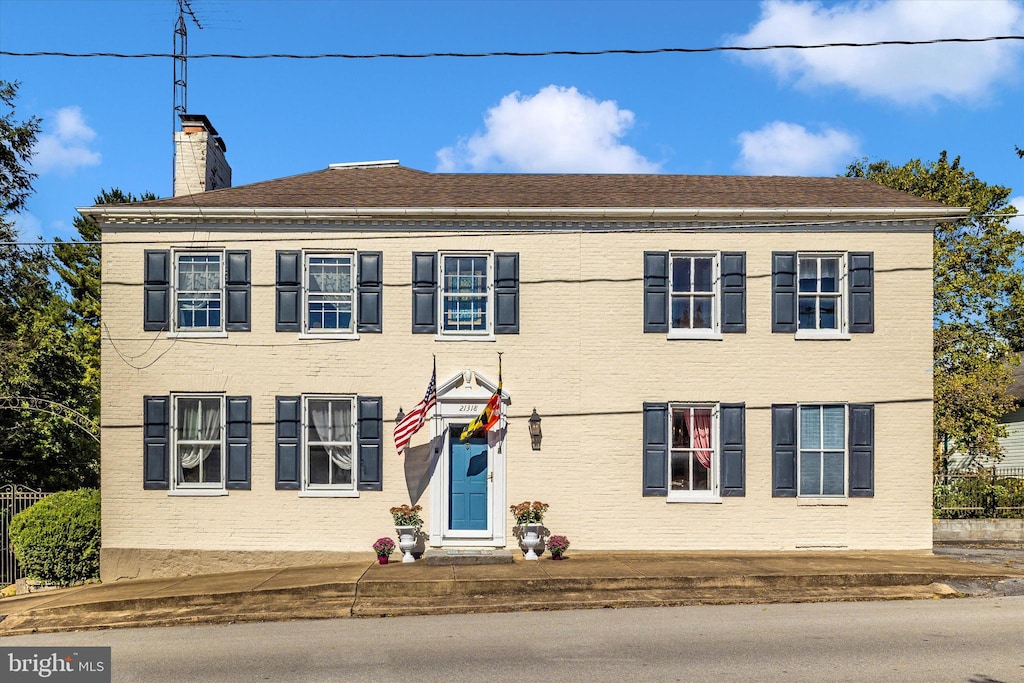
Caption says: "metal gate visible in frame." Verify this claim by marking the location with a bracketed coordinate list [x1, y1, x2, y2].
[1, 484, 52, 585]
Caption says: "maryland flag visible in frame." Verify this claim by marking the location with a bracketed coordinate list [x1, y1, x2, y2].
[460, 354, 502, 441]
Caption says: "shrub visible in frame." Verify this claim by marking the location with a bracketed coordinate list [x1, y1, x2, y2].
[9, 489, 101, 586]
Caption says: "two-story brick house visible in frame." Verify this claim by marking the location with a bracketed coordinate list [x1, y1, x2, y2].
[81, 116, 965, 580]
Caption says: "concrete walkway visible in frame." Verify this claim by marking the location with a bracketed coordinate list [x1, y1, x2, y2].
[2, 550, 1023, 635]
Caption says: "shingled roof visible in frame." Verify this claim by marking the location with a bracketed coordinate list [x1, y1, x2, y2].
[128, 164, 948, 210]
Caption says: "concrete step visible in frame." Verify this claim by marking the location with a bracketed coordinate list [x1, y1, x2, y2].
[423, 549, 515, 566]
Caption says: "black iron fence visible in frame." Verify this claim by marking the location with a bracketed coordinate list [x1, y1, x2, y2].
[933, 467, 1024, 519]
[1, 484, 52, 585]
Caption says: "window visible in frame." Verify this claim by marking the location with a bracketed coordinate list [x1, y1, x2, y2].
[797, 254, 845, 334]
[304, 396, 356, 491]
[670, 254, 718, 335]
[305, 253, 355, 334]
[175, 253, 223, 331]
[441, 253, 491, 336]
[798, 404, 846, 497]
[669, 404, 717, 498]
[173, 395, 224, 489]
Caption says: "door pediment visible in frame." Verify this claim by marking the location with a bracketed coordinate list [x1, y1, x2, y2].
[436, 369, 509, 402]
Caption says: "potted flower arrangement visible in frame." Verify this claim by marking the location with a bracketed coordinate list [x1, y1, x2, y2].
[390, 504, 423, 562]
[373, 537, 395, 564]
[510, 501, 549, 560]
[547, 535, 570, 560]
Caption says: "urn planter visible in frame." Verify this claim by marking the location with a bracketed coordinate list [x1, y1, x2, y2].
[395, 526, 418, 562]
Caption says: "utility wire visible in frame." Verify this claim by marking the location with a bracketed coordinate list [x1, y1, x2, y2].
[3, 36, 1022, 60]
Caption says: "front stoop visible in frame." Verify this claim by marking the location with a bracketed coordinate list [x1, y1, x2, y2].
[423, 548, 515, 565]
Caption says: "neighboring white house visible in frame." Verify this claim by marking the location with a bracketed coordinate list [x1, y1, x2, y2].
[997, 360, 1024, 469]
[81, 115, 967, 580]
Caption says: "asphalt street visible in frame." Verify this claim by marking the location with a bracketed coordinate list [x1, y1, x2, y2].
[6, 596, 1023, 682]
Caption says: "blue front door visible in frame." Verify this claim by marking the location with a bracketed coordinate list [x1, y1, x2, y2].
[449, 427, 488, 530]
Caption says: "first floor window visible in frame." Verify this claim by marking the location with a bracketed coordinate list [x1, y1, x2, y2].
[441, 254, 490, 334]
[798, 254, 843, 332]
[174, 395, 224, 488]
[670, 405, 715, 495]
[175, 253, 223, 331]
[305, 396, 356, 489]
[799, 404, 846, 496]
[670, 254, 716, 332]
[306, 253, 354, 333]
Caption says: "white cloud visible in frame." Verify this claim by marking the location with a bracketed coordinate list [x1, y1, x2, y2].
[1008, 196, 1024, 233]
[735, 121, 859, 175]
[10, 213, 42, 242]
[436, 85, 659, 173]
[730, 0, 1024, 104]
[32, 106, 101, 174]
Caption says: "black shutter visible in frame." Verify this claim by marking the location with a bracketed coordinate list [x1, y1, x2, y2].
[144, 250, 170, 332]
[849, 252, 874, 334]
[143, 395, 170, 489]
[357, 396, 383, 491]
[494, 252, 520, 334]
[772, 252, 797, 333]
[719, 403, 746, 496]
[357, 251, 383, 333]
[720, 252, 746, 334]
[643, 252, 669, 333]
[848, 404, 875, 497]
[225, 396, 251, 490]
[276, 251, 302, 332]
[225, 250, 251, 332]
[412, 252, 438, 334]
[772, 404, 798, 497]
[642, 402, 669, 496]
[275, 396, 301, 489]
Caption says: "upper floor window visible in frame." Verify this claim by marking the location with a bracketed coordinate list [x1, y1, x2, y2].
[175, 253, 223, 331]
[305, 396, 356, 491]
[798, 254, 844, 334]
[173, 395, 225, 490]
[411, 251, 519, 338]
[306, 253, 355, 334]
[441, 254, 491, 336]
[643, 251, 746, 338]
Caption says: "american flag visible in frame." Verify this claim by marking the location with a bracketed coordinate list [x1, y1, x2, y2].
[393, 364, 437, 454]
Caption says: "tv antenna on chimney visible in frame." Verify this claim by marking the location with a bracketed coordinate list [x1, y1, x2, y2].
[173, 0, 202, 188]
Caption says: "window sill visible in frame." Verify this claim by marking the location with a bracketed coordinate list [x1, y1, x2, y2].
[298, 333, 359, 341]
[298, 489, 359, 498]
[667, 331, 723, 341]
[794, 331, 850, 341]
[667, 495, 722, 504]
[167, 331, 229, 339]
[434, 334, 496, 342]
[167, 489, 229, 497]
[796, 498, 848, 506]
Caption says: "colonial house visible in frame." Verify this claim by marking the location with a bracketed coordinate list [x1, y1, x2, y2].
[82, 116, 966, 580]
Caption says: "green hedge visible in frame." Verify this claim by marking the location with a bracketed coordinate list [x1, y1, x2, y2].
[9, 488, 101, 586]
[934, 476, 1024, 519]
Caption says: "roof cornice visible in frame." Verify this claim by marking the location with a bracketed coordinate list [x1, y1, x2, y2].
[78, 205, 969, 225]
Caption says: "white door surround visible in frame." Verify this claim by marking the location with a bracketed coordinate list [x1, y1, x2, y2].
[428, 369, 508, 548]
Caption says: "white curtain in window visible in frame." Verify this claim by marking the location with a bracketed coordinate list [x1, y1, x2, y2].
[309, 401, 352, 469]
[179, 399, 220, 469]
[310, 264, 350, 293]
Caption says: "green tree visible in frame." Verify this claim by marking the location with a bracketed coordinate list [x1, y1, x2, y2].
[847, 152, 1024, 471]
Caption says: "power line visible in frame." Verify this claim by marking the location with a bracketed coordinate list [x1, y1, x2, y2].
[3, 36, 1022, 60]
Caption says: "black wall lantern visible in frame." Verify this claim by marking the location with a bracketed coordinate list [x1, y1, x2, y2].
[528, 408, 542, 450]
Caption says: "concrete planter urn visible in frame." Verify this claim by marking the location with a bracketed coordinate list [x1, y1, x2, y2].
[395, 526, 418, 562]
[519, 523, 543, 560]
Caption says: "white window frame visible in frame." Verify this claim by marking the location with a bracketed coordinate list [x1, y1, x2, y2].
[437, 252, 495, 340]
[300, 394, 359, 497]
[170, 250, 226, 337]
[301, 252, 358, 339]
[668, 252, 721, 340]
[797, 403, 848, 498]
[169, 394, 226, 494]
[667, 403, 720, 502]
[795, 253, 848, 340]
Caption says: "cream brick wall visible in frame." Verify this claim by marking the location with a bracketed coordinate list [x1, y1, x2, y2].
[100, 223, 934, 574]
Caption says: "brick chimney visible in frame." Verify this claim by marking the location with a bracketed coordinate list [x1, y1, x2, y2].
[174, 114, 232, 197]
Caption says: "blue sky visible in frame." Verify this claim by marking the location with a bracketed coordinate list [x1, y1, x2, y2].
[2, 0, 1023, 242]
